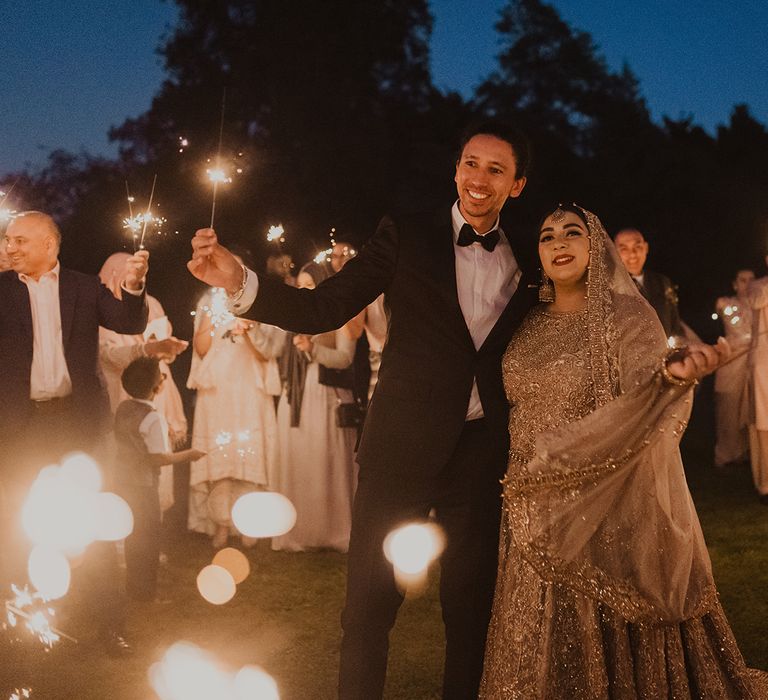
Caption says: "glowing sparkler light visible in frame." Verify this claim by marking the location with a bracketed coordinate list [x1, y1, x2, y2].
[711, 313, 719, 320]
[215, 431, 233, 448]
[196, 564, 236, 605]
[236, 429, 251, 443]
[206, 167, 232, 185]
[178, 136, 189, 153]
[266, 224, 285, 243]
[27, 545, 71, 600]
[384, 522, 444, 575]
[5, 584, 65, 648]
[233, 666, 280, 700]
[667, 336, 677, 349]
[314, 248, 333, 264]
[231, 492, 297, 539]
[9, 688, 32, 699]
[204, 287, 236, 332]
[212, 547, 250, 584]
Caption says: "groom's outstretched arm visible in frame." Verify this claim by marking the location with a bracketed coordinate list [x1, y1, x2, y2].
[188, 216, 398, 335]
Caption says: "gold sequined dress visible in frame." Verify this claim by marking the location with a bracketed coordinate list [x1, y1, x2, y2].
[480, 209, 768, 699]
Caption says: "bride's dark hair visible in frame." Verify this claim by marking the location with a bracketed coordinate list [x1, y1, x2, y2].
[537, 203, 589, 232]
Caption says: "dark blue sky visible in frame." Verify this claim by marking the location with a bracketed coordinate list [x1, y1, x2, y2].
[2, 0, 767, 175]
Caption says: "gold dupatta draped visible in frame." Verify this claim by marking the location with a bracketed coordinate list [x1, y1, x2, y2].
[503, 208, 716, 624]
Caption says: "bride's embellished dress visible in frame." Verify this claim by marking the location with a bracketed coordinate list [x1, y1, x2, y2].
[480, 306, 767, 698]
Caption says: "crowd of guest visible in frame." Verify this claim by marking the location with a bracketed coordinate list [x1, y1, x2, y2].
[0, 206, 766, 667]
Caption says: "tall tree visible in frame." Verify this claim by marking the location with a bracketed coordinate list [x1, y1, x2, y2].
[474, 0, 657, 220]
[110, 0, 442, 248]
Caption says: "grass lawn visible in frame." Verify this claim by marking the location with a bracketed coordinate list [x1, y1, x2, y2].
[6, 404, 768, 699]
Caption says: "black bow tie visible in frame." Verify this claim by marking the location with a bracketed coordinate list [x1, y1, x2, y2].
[457, 223, 500, 252]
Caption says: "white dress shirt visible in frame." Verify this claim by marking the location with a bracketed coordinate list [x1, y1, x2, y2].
[232, 204, 522, 420]
[135, 399, 171, 456]
[20, 261, 145, 401]
[451, 202, 521, 419]
[19, 262, 72, 400]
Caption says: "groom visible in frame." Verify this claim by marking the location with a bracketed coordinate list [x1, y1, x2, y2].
[188, 121, 537, 699]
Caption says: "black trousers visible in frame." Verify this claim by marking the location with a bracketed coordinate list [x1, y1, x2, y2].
[117, 483, 161, 601]
[339, 419, 504, 700]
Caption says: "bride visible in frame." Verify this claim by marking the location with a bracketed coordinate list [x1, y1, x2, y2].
[480, 204, 767, 698]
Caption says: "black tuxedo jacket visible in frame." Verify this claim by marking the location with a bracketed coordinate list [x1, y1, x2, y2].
[640, 269, 683, 338]
[0, 267, 148, 436]
[246, 209, 538, 479]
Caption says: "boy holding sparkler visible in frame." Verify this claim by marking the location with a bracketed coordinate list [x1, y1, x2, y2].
[114, 357, 204, 602]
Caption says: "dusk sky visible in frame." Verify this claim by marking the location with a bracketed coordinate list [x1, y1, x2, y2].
[1, 0, 767, 175]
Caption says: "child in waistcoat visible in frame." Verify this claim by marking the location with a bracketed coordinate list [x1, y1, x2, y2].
[114, 357, 204, 602]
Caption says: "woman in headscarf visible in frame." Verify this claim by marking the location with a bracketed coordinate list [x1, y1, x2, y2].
[480, 205, 767, 698]
[98, 252, 188, 512]
[187, 248, 286, 548]
[271, 261, 359, 552]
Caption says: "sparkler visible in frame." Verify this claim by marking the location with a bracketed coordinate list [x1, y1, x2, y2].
[266, 224, 285, 244]
[123, 177, 165, 251]
[314, 248, 333, 264]
[0, 180, 20, 224]
[197, 287, 236, 335]
[207, 89, 229, 229]
[4, 584, 76, 647]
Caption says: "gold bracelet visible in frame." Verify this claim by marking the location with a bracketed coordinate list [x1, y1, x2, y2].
[229, 264, 248, 302]
[660, 350, 698, 387]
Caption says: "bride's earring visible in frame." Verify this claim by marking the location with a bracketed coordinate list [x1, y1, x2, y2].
[538, 271, 555, 303]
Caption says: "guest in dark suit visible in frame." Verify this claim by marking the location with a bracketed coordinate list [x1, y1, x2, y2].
[188, 121, 537, 699]
[614, 227, 685, 338]
[0, 210, 148, 658]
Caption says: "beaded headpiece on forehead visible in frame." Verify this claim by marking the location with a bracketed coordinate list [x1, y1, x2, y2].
[551, 205, 567, 223]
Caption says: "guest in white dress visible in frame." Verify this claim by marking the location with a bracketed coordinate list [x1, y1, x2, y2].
[188, 262, 286, 547]
[713, 268, 754, 467]
[98, 252, 189, 511]
[272, 262, 358, 553]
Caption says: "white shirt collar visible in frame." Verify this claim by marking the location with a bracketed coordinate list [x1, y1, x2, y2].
[19, 261, 60, 285]
[451, 201, 502, 242]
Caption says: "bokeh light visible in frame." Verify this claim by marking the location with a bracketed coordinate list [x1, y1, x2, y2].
[212, 547, 250, 584]
[196, 564, 236, 605]
[94, 492, 134, 541]
[233, 665, 280, 700]
[59, 452, 102, 492]
[150, 642, 232, 700]
[231, 492, 297, 539]
[21, 467, 98, 553]
[27, 545, 71, 600]
[383, 521, 445, 592]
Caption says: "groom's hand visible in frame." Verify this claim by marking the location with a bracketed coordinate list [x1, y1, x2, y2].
[188, 228, 243, 293]
[666, 337, 730, 382]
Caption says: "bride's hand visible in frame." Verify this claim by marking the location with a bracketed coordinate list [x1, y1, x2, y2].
[666, 337, 730, 382]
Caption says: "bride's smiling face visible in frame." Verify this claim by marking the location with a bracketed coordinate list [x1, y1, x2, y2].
[538, 211, 590, 289]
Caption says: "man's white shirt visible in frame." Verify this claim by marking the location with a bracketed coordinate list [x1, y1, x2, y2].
[231, 203, 521, 420]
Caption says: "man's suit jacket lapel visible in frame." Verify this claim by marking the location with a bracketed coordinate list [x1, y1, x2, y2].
[10, 273, 34, 348]
[58, 267, 77, 351]
[479, 227, 537, 353]
[430, 215, 475, 352]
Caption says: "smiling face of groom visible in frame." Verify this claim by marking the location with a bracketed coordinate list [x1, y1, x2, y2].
[454, 132, 527, 234]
